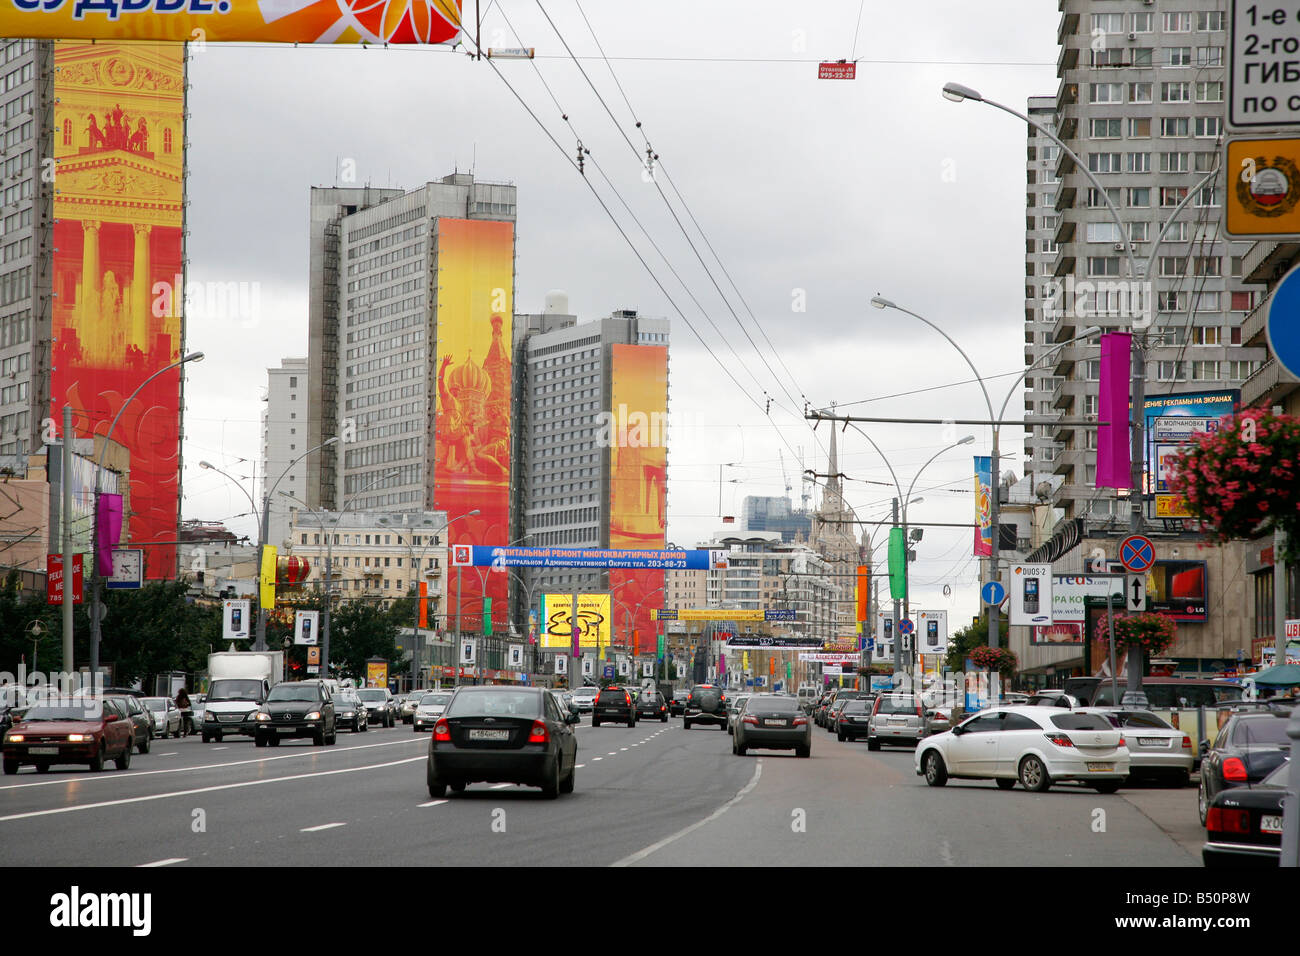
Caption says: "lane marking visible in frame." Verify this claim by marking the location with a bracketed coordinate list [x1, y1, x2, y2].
[418, 799, 449, 808]
[138, 858, 186, 867]
[211, 747, 228, 751]
[592, 757, 603, 761]
[489, 783, 512, 790]
[157, 753, 178, 757]
[0, 756, 425, 823]
[612, 760, 764, 867]
[620, 748, 629, 752]
[574, 764, 585, 769]
[301, 822, 347, 832]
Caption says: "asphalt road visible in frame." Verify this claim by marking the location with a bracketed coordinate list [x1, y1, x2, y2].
[0, 716, 1201, 866]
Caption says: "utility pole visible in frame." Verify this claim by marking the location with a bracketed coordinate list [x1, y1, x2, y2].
[891, 497, 901, 677]
[61, 405, 73, 688]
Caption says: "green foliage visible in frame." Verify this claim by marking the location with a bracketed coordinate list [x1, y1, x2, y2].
[944, 613, 1007, 673]
[326, 599, 407, 682]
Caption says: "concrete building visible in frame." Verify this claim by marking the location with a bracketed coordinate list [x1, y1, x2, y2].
[741, 495, 811, 543]
[260, 358, 310, 550]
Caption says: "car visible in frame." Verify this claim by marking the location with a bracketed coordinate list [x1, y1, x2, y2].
[570, 686, 600, 713]
[814, 692, 834, 728]
[915, 706, 1131, 793]
[726, 694, 751, 734]
[866, 693, 927, 750]
[1202, 759, 1288, 868]
[925, 701, 959, 736]
[426, 685, 579, 799]
[592, 686, 637, 728]
[669, 689, 690, 717]
[142, 697, 182, 738]
[254, 682, 337, 747]
[401, 690, 434, 723]
[1, 685, 30, 736]
[1079, 707, 1193, 787]
[1026, 690, 1083, 708]
[822, 688, 868, 728]
[3, 696, 135, 773]
[682, 684, 728, 730]
[826, 698, 851, 734]
[414, 691, 454, 732]
[1197, 706, 1293, 825]
[636, 691, 670, 723]
[356, 688, 398, 728]
[836, 698, 874, 741]
[333, 690, 369, 732]
[1090, 677, 1245, 708]
[733, 694, 811, 757]
[102, 693, 152, 754]
[1000, 693, 1031, 706]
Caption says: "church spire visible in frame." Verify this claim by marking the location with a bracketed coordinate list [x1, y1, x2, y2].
[822, 424, 843, 513]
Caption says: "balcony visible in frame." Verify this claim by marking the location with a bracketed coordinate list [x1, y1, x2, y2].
[1057, 10, 1079, 46]
[1057, 42, 1079, 78]
[1054, 185, 1076, 213]
[1241, 289, 1274, 347]
[1054, 219, 1076, 244]
[1057, 77, 1078, 108]
[1241, 357, 1300, 408]
[1242, 240, 1300, 286]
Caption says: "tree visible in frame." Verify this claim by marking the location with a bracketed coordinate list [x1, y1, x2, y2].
[328, 600, 407, 682]
[98, 579, 220, 688]
[944, 613, 1008, 674]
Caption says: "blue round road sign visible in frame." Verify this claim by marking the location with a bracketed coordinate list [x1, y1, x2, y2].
[1119, 534, 1155, 573]
[897, 619, 914, 636]
[1268, 264, 1300, 382]
[981, 581, 1006, 606]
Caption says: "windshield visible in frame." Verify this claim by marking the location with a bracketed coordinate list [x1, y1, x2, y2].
[1050, 714, 1112, 731]
[20, 704, 105, 722]
[357, 690, 387, 701]
[749, 697, 798, 715]
[1108, 711, 1172, 730]
[209, 679, 265, 702]
[143, 699, 168, 711]
[267, 685, 321, 702]
[1232, 717, 1292, 746]
[876, 696, 918, 715]
[420, 694, 451, 707]
[445, 690, 541, 719]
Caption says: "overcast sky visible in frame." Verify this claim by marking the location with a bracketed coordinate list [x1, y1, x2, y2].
[179, 0, 1062, 619]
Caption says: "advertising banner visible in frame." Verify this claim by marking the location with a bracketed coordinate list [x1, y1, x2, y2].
[366, 660, 388, 688]
[455, 545, 714, 570]
[222, 599, 250, 642]
[434, 218, 513, 638]
[46, 554, 84, 605]
[1146, 560, 1208, 622]
[1032, 622, 1085, 646]
[1097, 333, 1133, 489]
[655, 608, 795, 622]
[294, 610, 319, 646]
[797, 653, 860, 663]
[1008, 564, 1053, 627]
[52, 41, 186, 580]
[259, 545, 277, 610]
[974, 456, 992, 556]
[855, 564, 868, 632]
[609, 344, 668, 648]
[1142, 390, 1239, 518]
[539, 593, 611, 649]
[0, 0, 462, 45]
[508, 644, 523, 668]
[917, 610, 948, 652]
[1051, 575, 1126, 623]
[725, 634, 822, 648]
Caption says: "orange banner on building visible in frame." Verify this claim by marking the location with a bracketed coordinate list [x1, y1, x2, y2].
[0, 0, 460, 45]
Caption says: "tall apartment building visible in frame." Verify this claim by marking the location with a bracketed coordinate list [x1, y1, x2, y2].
[1024, 95, 1064, 480]
[1035, 2, 1267, 523]
[260, 357, 309, 550]
[741, 495, 811, 543]
[511, 295, 670, 645]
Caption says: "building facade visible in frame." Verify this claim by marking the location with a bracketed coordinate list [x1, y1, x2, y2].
[261, 357, 309, 550]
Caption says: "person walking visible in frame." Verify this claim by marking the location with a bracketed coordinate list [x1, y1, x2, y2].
[175, 687, 193, 737]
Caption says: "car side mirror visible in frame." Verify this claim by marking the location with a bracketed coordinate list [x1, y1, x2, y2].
[950, 724, 965, 736]
[566, 711, 581, 725]
[1199, 739, 1209, 753]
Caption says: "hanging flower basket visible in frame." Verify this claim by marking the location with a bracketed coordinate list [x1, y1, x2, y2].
[968, 645, 1018, 677]
[1166, 408, 1300, 558]
[1094, 611, 1177, 656]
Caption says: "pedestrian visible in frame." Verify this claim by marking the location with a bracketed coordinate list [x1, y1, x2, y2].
[175, 687, 193, 737]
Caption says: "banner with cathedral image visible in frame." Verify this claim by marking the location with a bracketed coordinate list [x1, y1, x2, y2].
[51, 42, 186, 580]
[433, 218, 513, 635]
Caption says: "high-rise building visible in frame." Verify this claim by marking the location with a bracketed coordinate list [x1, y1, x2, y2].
[808, 425, 863, 636]
[512, 297, 669, 646]
[260, 357, 309, 550]
[741, 495, 811, 543]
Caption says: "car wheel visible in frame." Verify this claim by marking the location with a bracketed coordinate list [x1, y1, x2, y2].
[2, 758, 17, 775]
[1092, 781, 1121, 794]
[255, 736, 267, 748]
[35, 760, 50, 773]
[627, 718, 635, 728]
[796, 745, 810, 759]
[560, 762, 575, 794]
[1197, 779, 1209, 825]
[327, 729, 337, 745]
[661, 714, 667, 723]
[89, 743, 105, 773]
[923, 750, 948, 787]
[360, 720, 368, 732]
[413, 724, 420, 733]
[837, 730, 846, 742]
[213, 732, 222, 743]
[867, 737, 881, 752]
[996, 778, 1016, 790]
[138, 733, 150, 755]
[268, 735, 280, 747]
[592, 717, 601, 728]
[541, 756, 561, 799]
[449, 781, 467, 793]
[682, 719, 691, 729]
[735, 740, 747, 756]
[1019, 755, 1051, 792]
[427, 762, 447, 799]
[114, 744, 132, 771]
[313, 730, 325, 747]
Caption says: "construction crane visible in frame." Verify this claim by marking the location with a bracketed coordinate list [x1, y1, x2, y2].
[778, 450, 793, 499]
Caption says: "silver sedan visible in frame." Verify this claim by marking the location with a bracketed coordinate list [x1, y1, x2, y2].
[143, 697, 182, 738]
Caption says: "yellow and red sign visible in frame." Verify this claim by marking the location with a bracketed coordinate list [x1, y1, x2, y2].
[0, 0, 461, 45]
[366, 660, 388, 688]
[1225, 138, 1300, 238]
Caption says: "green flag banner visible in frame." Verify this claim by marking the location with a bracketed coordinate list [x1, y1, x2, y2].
[888, 527, 906, 600]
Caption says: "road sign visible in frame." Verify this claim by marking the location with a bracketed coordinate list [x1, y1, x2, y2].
[897, 619, 914, 636]
[1119, 535, 1156, 573]
[46, 553, 83, 605]
[1126, 574, 1148, 612]
[981, 581, 1006, 606]
[1229, 1, 1300, 129]
[1225, 138, 1300, 237]
[1267, 263, 1300, 379]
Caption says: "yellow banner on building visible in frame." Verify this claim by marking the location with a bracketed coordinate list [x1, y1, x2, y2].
[539, 593, 611, 649]
[259, 545, 277, 610]
[677, 609, 767, 622]
[0, 0, 462, 45]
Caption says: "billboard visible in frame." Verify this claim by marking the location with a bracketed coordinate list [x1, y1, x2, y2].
[433, 218, 513, 636]
[539, 593, 612, 650]
[1146, 560, 1208, 622]
[1032, 622, 1085, 646]
[916, 610, 948, 652]
[608, 344, 668, 648]
[974, 455, 992, 556]
[51, 41, 186, 579]
[1008, 564, 1052, 627]
[1143, 390, 1239, 519]
[0, 0, 462, 45]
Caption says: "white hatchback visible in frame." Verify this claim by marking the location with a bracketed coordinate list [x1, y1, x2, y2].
[915, 706, 1130, 793]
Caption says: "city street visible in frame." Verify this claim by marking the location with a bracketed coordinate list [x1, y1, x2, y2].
[0, 719, 1200, 867]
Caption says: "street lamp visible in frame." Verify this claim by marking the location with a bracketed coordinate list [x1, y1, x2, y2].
[89, 350, 205, 681]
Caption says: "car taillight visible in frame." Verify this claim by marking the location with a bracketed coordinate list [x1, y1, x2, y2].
[1182, 735, 1192, 749]
[1222, 757, 1248, 782]
[1045, 733, 1074, 748]
[793, 717, 807, 726]
[528, 720, 549, 743]
[1118, 736, 1126, 748]
[624, 693, 631, 707]
[1205, 807, 1251, 834]
[916, 705, 923, 717]
[743, 715, 758, 726]
[433, 719, 451, 742]
[933, 712, 947, 721]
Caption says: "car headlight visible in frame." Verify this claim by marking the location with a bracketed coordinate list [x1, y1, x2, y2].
[6, 733, 23, 742]
[255, 712, 271, 721]
[342, 711, 354, 718]
[67, 733, 90, 742]
[305, 711, 321, 721]
[204, 711, 216, 722]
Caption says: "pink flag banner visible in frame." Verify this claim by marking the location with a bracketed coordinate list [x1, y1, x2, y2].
[1097, 333, 1132, 489]
[96, 493, 123, 576]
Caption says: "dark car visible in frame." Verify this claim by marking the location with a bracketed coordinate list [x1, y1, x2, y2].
[1198, 707, 1293, 825]
[683, 684, 728, 730]
[3, 696, 134, 773]
[733, 695, 811, 757]
[636, 691, 670, 723]
[254, 682, 337, 747]
[426, 685, 579, 799]
[836, 698, 875, 741]
[103, 693, 152, 754]
[1202, 759, 1287, 868]
[356, 688, 398, 728]
[814, 693, 834, 728]
[593, 686, 637, 728]
[670, 689, 690, 717]
[333, 690, 369, 732]
[825, 699, 850, 734]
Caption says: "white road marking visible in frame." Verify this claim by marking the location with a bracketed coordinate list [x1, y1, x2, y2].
[607, 752, 617, 756]
[157, 753, 178, 757]
[620, 747, 629, 752]
[612, 760, 764, 867]
[490, 783, 512, 790]
[0, 755, 425, 823]
[574, 764, 585, 769]
[211, 747, 228, 751]
[592, 757, 603, 761]
[138, 858, 186, 867]
[418, 799, 449, 808]
[301, 822, 347, 832]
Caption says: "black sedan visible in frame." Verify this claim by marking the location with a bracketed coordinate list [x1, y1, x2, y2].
[836, 698, 873, 741]
[1198, 707, 1293, 825]
[669, 689, 689, 717]
[732, 695, 811, 757]
[426, 686, 579, 799]
[253, 682, 337, 747]
[1203, 760, 1289, 868]
[635, 691, 670, 723]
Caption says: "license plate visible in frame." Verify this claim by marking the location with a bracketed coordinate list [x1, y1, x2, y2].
[278, 726, 296, 733]
[1262, 815, 1284, 834]
[764, 719, 785, 727]
[468, 729, 509, 741]
[29, 746, 58, 755]
[888, 718, 908, 724]
[1087, 762, 1113, 772]
[1137, 737, 1165, 746]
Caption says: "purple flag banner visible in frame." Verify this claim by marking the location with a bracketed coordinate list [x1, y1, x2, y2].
[1097, 333, 1132, 489]
[96, 493, 123, 576]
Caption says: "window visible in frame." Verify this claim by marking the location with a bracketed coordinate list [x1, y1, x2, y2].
[1160, 256, 1188, 277]
[1193, 256, 1221, 276]
[1089, 117, 1122, 138]
[1090, 83, 1124, 104]
[1084, 394, 1099, 416]
[1232, 256, 1244, 278]
[163, 127, 172, 154]
[1196, 81, 1224, 103]
[289, 376, 298, 387]
[1088, 187, 1121, 208]
[1132, 47, 1154, 68]
[1159, 291, 1186, 312]
[1195, 116, 1222, 138]
[1193, 291, 1220, 312]
[1191, 360, 1220, 380]
[1130, 82, 1153, 103]
[1195, 185, 1221, 207]
[1084, 359, 1102, 381]
[1127, 186, 1151, 208]
[1091, 12, 1124, 33]
[1197, 11, 1224, 32]
[1157, 361, 1185, 381]
[1127, 152, 1151, 173]
[1129, 221, 1150, 241]
[1194, 151, 1218, 173]
[1088, 152, 1123, 173]
[1231, 291, 1255, 312]
[1191, 326, 1221, 345]
[1165, 221, 1188, 241]
[1163, 11, 1192, 31]
[1161, 117, 1189, 137]
[1161, 82, 1190, 103]
[1094, 48, 1128, 68]
[1128, 117, 1151, 138]
[1196, 46, 1224, 67]
[1227, 360, 1260, 380]
[1132, 11, 1153, 32]
[1160, 151, 1190, 173]
[1161, 186, 1188, 207]
[1086, 221, 1122, 243]
[1164, 47, 1192, 67]
[1088, 257, 1121, 277]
